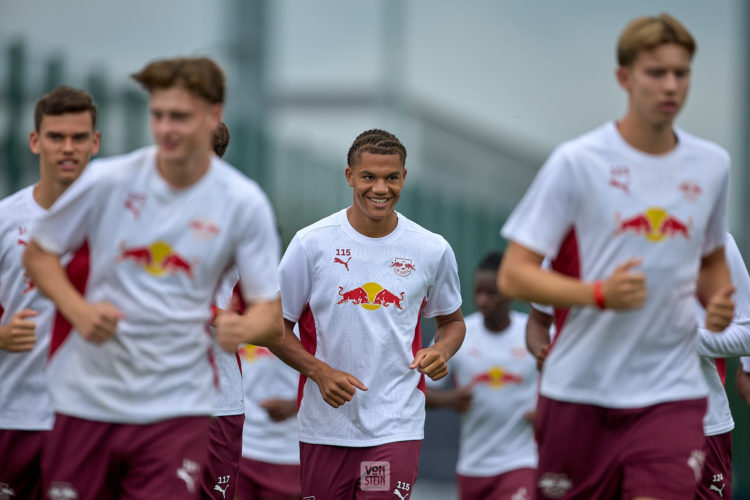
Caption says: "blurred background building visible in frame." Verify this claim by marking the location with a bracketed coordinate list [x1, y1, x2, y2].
[1, 1, 748, 497]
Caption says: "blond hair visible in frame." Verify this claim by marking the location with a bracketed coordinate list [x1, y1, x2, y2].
[617, 14, 696, 67]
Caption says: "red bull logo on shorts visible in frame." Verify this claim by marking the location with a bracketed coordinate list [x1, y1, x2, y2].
[118, 240, 195, 278]
[614, 207, 692, 242]
[337, 282, 405, 311]
[471, 365, 523, 389]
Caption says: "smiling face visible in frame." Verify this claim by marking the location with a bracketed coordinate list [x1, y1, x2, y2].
[345, 152, 406, 237]
[617, 43, 691, 129]
[149, 85, 221, 165]
[29, 111, 100, 188]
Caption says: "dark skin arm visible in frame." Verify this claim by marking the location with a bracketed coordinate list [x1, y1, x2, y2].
[410, 308, 466, 381]
[425, 385, 473, 413]
[526, 307, 553, 371]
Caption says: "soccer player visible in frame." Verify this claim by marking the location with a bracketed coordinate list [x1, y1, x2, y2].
[23, 57, 283, 500]
[199, 121, 245, 500]
[426, 251, 537, 500]
[0, 86, 100, 500]
[235, 332, 301, 500]
[272, 129, 465, 498]
[527, 233, 750, 499]
[499, 14, 734, 500]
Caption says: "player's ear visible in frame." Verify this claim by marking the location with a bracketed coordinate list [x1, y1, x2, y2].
[29, 130, 40, 154]
[616, 66, 631, 92]
[345, 165, 354, 187]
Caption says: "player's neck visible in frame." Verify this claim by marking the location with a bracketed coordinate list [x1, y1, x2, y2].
[484, 314, 510, 333]
[33, 178, 67, 210]
[346, 207, 398, 238]
[156, 152, 211, 189]
[616, 113, 678, 155]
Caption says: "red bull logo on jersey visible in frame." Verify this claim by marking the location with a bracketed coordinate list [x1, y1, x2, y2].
[471, 366, 523, 389]
[238, 344, 273, 363]
[390, 258, 415, 277]
[614, 207, 692, 242]
[337, 282, 405, 311]
[118, 240, 195, 278]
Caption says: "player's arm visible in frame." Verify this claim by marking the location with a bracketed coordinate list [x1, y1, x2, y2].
[0, 308, 38, 352]
[270, 319, 367, 409]
[526, 306, 553, 371]
[425, 386, 473, 413]
[411, 308, 465, 381]
[215, 297, 284, 351]
[737, 357, 750, 405]
[697, 246, 735, 332]
[499, 242, 646, 310]
[259, 397, 297, 422]
[23, 241, 121, 343]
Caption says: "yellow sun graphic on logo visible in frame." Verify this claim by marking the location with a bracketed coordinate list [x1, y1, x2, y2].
[360, 282, 384, 310]
[144, 241, 173, 276]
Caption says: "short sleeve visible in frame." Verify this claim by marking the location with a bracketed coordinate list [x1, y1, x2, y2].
[702, 156, 730, 256]
[501, 147, 579, 258]
[422, 243, 462, 318]
[235, 192, 281, 302]
[279, 235, 313, 322]
[30, 162, 101, 254]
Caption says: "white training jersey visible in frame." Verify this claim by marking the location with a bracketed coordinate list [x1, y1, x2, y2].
[212, 268, 244, 417]
[743, 357, 750, 373]
[427, 311, 537, 477]
[30, 146, 280, 423]
[239, 339, 300, 464]
[502, 122, 730, 408]
[695, 233, 750, 435]
[0, 186, 55, 430]
[279, 209, 462, 447]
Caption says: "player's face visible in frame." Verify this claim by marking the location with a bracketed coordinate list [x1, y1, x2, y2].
[29, 111, 100, 187]
[345, 153, 406, 224]
[473, 269, 510, 321]
[617, 43, 691, 128]
[149, 86, 221, 164]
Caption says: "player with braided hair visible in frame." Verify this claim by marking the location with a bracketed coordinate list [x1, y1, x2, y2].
[273, 128, 465, 498]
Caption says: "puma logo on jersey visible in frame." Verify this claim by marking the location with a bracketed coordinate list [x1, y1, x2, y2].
[710, 483, 726, 497]
[393, 489, 409, 500]
[176, 459, 200, 493]
[124, 192, 146, 219]
[334, 257, 351, 271]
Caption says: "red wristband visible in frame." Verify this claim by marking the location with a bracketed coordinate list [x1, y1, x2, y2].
[593, 280, 606, 310]
[210, 304, 219, 324]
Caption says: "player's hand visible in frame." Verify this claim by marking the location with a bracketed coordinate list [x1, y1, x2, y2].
[0, 308, 38, 352]
[523, 409, 536, 425]
[311, 365, 368, 408]
[704, 284, 735, 332]
[75, 302, 123, 344]
[535, 344, 550, 371]
[735, 367, 750, 405]
[601, 258, 647, 310]
[259, 398, 297, 422]
[215, 310, 248, 352]
[446, 385, 473, 413]
[410, 346, 448, 381]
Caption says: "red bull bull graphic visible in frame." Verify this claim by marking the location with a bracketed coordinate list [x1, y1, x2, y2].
[337, 282, 405, 311]
[238, 344, 273, 363]
[118, 240, 194, 278]
[390, 258, 415, 277]
[471, 366, 523, 389]
[614, 207, 692, 242]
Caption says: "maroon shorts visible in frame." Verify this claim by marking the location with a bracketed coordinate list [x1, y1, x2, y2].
[457, 467, 535, 500]
[299, 440, 421, 499]
[0, 429, 47, 500]
[535, 396, 707, 500]
[695, 432, 732, 500]
[200, 414, 245, 500]
[236, 456, 302, 499]
[42, 413, 210, 500]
